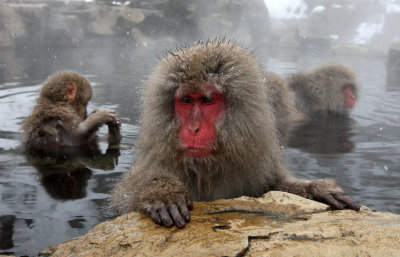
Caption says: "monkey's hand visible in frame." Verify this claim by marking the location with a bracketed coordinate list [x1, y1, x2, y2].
[107, 117, 122, 147]
[137, 174, 193, 229]
[84, 109, 116, 129]
[305, 179, 360, 211]
[71, 109, 116, 143]
[107, 117, 121, 131]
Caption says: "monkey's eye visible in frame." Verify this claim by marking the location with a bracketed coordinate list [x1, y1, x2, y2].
[179, 96, 191, 104]
[202, 96, 214, 104]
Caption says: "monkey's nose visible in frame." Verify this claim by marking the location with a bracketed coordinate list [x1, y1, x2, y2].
[187, 116, 201, 134]
[189, 126, 200, 134]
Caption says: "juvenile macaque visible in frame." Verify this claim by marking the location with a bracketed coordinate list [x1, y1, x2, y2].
[111, 40, 359, 229]
[287, 64, 358, 116]
[23, 72, 121, 157]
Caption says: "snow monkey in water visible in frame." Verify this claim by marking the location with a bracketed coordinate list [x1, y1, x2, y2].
[287, 64, 358, 116]
[264, 64, 358, 138]
[110, 39, 360, 228]
[23, 72, 122, 157]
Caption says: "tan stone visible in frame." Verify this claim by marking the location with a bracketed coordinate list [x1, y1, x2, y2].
[40, 192, 400, 257]
[332, 44, 385, 57]
[120, 7, 145, 24]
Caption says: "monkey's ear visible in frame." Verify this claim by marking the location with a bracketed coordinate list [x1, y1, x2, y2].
[65, 81, 77, 100]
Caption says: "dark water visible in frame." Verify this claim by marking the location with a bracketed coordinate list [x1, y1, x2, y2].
[0, 38, 399, 256]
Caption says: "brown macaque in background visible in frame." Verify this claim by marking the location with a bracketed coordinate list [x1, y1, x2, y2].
[263, 65, 359, 142]
[23, 72, 122, 157]
[110, 39, 360, 229]
[287, 64, 359, 116]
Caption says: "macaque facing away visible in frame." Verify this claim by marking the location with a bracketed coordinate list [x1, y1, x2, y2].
[110, 39, 359, 229]
[23, 72, 121, 157]
[287, 64, 358, 116]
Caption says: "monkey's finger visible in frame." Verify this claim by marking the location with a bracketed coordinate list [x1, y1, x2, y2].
[158, 205, 173, 227]
[186, 196, 194, 210]
[167, 204, 186, 228]
[108, 117, 121, 128]
[304, 193, 314, 200]
[322, 194, 344, 210]
[106, 114, 117, 123]
[114, 117, 122, 127]
[177, 201, 191, 222]
[334, 194, 360, 211]
[150, 208, 162, 224]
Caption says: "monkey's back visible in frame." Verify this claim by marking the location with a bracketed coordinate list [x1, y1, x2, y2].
[23, 103, 81, 154]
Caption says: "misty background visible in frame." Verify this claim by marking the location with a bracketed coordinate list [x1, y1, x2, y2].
[1, 0, 400, 52]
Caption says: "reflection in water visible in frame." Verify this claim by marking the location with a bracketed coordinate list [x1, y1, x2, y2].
[27, 148, 120, 200]
[68, 216, 86, 229]
[0, 215, 15, 250]
[41, 167, 92, 200]
[287, 115, 355, 154]
[0, 215, 33, 253]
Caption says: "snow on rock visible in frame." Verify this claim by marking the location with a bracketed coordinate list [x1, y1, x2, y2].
[264, 0, 308, 19]
[352, 16, 384, 44]
[311, 5, 325, 15]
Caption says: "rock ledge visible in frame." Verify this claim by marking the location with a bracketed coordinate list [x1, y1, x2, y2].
[40, 191, 400, 257]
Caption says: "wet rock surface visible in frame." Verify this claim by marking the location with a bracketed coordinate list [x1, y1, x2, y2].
[39, 191, 400, 257]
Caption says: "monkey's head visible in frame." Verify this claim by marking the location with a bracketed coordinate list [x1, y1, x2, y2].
[39, 72, 93, 118]
[318, 65, 358, 114]
[140, 39, 280, 171]
[290, 64, 359, 115]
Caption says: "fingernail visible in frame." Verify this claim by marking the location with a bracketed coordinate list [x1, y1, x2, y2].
[184, 214, 191, 221]
[177, 219, 185, 228]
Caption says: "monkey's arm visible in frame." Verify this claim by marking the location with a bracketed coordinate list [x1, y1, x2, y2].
[69, 108, 116, 143]
[111, 169, 193, 228]
[278, 176, 360, 211]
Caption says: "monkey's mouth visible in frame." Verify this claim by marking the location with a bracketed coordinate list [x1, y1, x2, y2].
[183, 148, 212, 157]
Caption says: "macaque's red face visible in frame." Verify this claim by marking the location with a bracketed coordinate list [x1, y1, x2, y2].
[343, 84, 356, 109]
[174, 85, 226, 157]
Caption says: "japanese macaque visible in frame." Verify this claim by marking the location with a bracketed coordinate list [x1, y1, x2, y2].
[110, 39, 359, 229]
[263, 64, 358, 141]
[23, 72, 122, 157]
[287, 64, 358, 116]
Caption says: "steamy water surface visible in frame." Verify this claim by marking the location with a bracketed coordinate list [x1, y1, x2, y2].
[0, 38, 399, 256]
